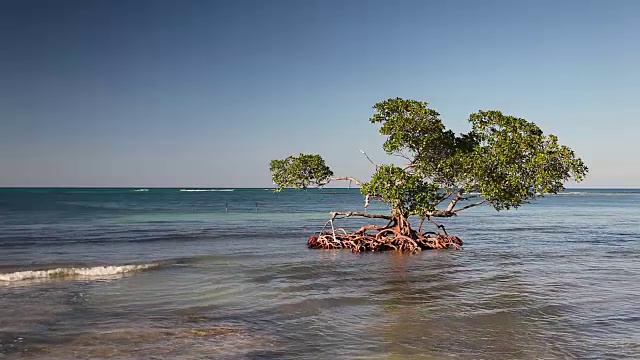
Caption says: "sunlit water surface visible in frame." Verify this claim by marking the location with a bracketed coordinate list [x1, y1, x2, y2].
[0, 188, 639, 359]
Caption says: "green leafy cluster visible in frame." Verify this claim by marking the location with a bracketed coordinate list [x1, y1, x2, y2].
[465, 111, 588, 210]
[269, 154, 333, 191]
[370, 98, 451, 159]
[360, 165, 440, 217]
[269, 98, 588, 216]
[369, 98, 479, 187]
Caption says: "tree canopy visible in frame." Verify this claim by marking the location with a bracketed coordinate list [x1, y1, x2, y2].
[269, 154, 333, 190]
[270, 98, 588, 220]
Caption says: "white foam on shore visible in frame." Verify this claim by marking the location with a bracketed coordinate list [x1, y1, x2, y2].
[0, 263, 159, 283]
[179, 189, 234, 192]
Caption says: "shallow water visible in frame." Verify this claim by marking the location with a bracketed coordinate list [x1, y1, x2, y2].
[1, 188, 639, 359]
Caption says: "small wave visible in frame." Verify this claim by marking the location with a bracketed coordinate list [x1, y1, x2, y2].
[179, 189, 234, 192]
[132, 189, 149, 192]
[0, 263, 159, 283]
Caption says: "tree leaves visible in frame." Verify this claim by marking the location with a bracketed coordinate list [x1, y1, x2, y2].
[360, 165, 440, 217]
[269, 154, 333, 192]
[465, 111, 588, 210]
[369, 98, 456, 167]
[269, 98, 588, 217]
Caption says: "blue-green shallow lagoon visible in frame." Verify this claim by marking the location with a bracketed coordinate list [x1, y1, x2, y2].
[1, 188, 639, 359]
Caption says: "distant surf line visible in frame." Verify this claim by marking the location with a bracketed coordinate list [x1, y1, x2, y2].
[179, 189, 235, 192]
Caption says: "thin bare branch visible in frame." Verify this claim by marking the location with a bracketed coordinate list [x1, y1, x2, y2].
[330, 211, 392, 220]
[424, 209, 456, 218]
[428, 217, 448, 235]
[328, 176, 363, 185]
[393, 151, 413, 162]
[459, 194, 482, 201]
[435, 188, 458, 207]
[453, 199, 488, 213]
[444, 189, 484, 211]
[359, 149, 378, 168]
[446, 189, 465, 212]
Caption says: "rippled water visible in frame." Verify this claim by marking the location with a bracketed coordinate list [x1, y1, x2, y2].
[1, 188, 639, 359]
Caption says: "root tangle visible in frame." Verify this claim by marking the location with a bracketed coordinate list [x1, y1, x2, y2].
[307, 228, 462, 253]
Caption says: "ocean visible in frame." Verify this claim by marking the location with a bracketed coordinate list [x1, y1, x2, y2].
[0, 188, 639, 359]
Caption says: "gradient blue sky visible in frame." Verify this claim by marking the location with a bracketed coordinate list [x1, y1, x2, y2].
[1, 0, 638, 187]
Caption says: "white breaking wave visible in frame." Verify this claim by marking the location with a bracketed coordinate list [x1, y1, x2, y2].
[179, 189, 234, 192]
[0, 263, 159, 283]
[133, 189, 149, 192]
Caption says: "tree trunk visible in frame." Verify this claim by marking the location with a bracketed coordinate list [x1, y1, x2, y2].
[390, 213, 415, 238]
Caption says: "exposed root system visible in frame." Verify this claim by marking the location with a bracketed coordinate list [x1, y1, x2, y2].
[307, 227, 462, 253]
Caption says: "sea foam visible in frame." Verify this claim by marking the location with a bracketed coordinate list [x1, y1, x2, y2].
[0, 263, 159, 283]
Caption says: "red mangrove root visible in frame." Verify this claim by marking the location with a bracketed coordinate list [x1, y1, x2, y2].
[307, 229, 462, 253]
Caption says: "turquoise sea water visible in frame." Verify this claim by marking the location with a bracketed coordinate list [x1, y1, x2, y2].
[0, 188, 639, 359]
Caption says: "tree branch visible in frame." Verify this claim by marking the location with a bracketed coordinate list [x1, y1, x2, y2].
[328, 177, 363, 185]
[453, 199, 488, 213]
[394, 150, 413, 163]
[428, 217, 448, 235]
[446, 189, 465, 211]
[434, 188, 457, 207]
[359, 150, 378, 168]
[459, 194, 482, 201]
[444, 189, 483, 211]
[330, 211, 392, 220]
[424, 209, 456, 218]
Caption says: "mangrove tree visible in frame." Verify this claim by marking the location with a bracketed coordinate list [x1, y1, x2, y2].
[269, 98, 588, 252]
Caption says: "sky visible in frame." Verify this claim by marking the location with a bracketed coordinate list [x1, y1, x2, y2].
[1, 0, 639, 187]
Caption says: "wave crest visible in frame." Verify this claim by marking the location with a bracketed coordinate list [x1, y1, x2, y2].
[0, 263, 159, 283]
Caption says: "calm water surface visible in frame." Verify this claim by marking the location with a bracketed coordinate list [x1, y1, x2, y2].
[0, 188, 639, 359]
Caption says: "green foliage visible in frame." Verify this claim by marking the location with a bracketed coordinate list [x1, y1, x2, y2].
[369, 98, 479, 187]
[360, 165, 440, 217]
[269, 154, 333, 191]
[369, 98, 452, 159]
[465, 111, 588, 210]
[269, 97, 588, 216]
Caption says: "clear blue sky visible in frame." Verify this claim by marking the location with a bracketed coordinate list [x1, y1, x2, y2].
[1, 0, 638, 187]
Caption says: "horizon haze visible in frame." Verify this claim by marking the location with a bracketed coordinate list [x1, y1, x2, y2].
[2, 0, 639, 188]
